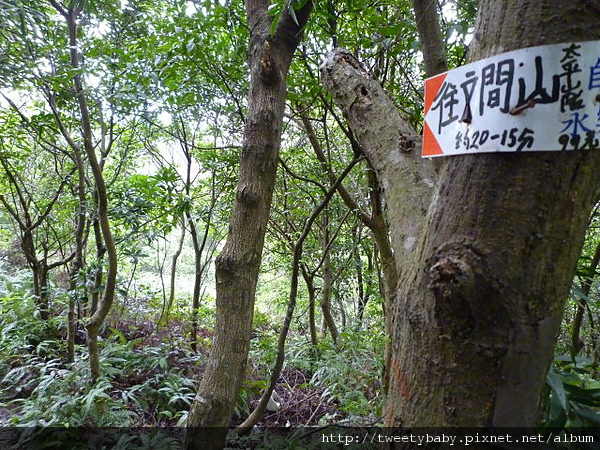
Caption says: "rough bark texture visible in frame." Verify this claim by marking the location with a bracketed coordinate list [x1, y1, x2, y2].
[383, 0, 600, 429]
[184, 2, 311, 449]
[323, 0, 600, 433]
[322, 48, 438, 394]
[411, 0, 447, 77]
[322, 50, 437, 278]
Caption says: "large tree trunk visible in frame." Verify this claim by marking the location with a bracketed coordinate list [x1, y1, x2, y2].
[384, 0, 600, 428]
[323, 0, 600, 432]
[184, 2, 312, 449]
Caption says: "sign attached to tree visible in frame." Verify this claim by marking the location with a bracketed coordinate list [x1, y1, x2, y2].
[423, 40, 600, 157]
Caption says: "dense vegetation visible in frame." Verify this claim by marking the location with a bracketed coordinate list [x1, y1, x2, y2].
[1, 0, 600, 447]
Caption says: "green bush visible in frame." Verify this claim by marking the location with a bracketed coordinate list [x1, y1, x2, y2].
[287, 329, 385, 421]
[543, 355, 600, 428]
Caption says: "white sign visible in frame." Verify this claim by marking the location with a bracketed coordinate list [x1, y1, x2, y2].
[422, 40, 600, 157]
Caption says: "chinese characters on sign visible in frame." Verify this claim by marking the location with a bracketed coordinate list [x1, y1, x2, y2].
[422, 41, 600, 157]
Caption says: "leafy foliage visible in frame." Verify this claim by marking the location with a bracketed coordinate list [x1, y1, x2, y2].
[286, 329, 385, 420]
[0, 273, 202, 432]
[3, 0, 599, 441]
[544, 356, 600, 429]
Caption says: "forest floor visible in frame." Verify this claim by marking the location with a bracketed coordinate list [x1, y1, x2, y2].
[0, 302, 383, 449]
[113, 316, 345, 427]
[245, 367, 337, 427]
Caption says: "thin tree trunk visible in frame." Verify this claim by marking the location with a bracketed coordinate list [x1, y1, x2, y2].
[0, 141, 72, 320]
[51, 2, 119, 382]
[38, 258, 50, 320]
[571, 239, 600, 355]
[356, 238, 371, 326]
[67, 147, 87, 363]
[178, 128, 216, 351]
[187, 190, 215, 352]
[184, 3, 312, 448]
[320, 211, 338, 343]
[236, 157, 361, 433]
[187, 214, 206, 352]
[356, 254, 365, 322]
[300, 112, 397, 327]
[411, 0, 447, 77]
[89, 218, 104, 317]
[159, 219, 186, 327]
[301, 267, 319, 346]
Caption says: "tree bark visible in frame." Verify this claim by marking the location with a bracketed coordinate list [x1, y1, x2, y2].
[53, 3, 118, 382]
[320, 211, 339, 343]
[411, 0, 447, 77]
[184, 2, 312, 448]
[322, 48, 438, 394]
[301, 267, 319, 346]
[187, 208, 210, 352]
[322, 50, 437, 279]
[571, 239, 600, 355]
[67, 143, 87, 363]
[323, 0, 600, 432]
[355, 229, 368, 325]
[383, 0, 600, 429]
[159, 218, 186, 328]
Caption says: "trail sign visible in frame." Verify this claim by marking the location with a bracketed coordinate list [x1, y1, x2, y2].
[423, 40, 600, 157]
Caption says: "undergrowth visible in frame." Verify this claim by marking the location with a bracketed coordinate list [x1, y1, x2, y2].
[4, 264, 600, 450]
[0, 280, 201, 430]
[0, 273, 386, 437]
[243, 326, 385, 426]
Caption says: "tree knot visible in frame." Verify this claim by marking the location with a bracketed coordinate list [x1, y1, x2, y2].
[427, 254, 477, 337]
[237, 185, 261, 206]
[349, 84, 373, 123]
[399, 133, 417, 153]
[258, 40, 280, 86]
[428, 256, 473, 297]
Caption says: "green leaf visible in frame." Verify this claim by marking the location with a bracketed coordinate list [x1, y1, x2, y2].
[547, 369, 568, 411]
[291, 0, 310, 9]
[544, 393, 567, 428]
[572, 403, 600, 425]
[287, 1, 299, 26]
